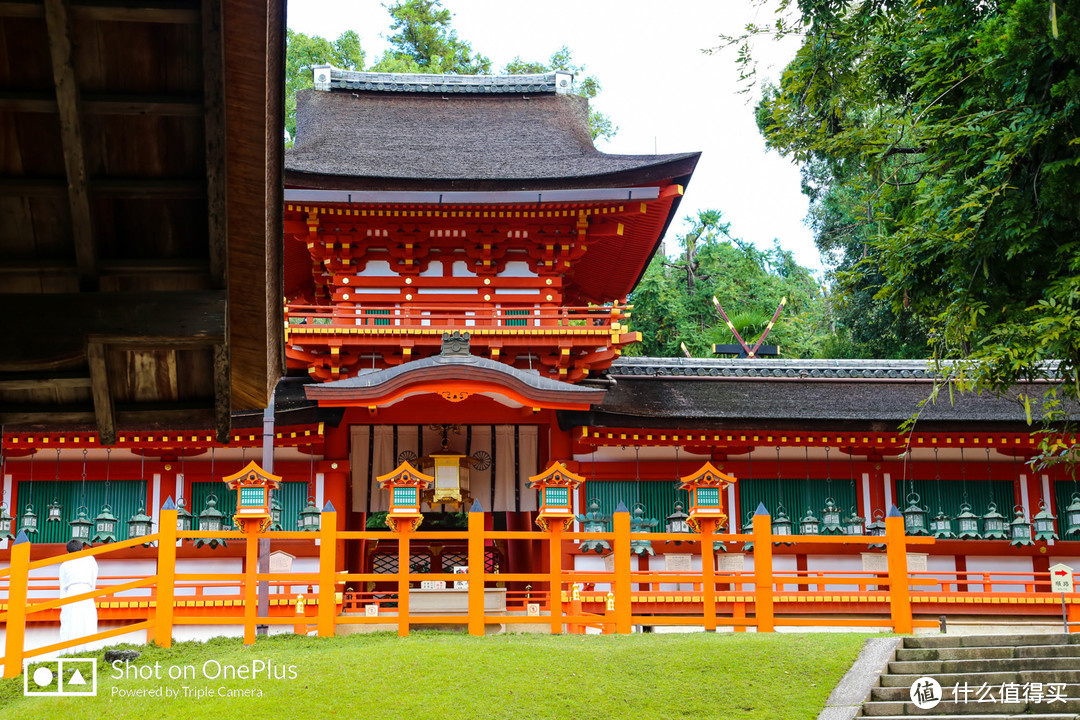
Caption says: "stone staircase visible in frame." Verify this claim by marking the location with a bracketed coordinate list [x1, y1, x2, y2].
[858, 634, 1080, 719]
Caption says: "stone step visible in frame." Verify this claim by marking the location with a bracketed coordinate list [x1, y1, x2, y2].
[880, 669, 1080, 687]
[861, 698, 1080, 715]
[903, 634, 1080, 649]
[896, 645, 1080, 661]
[869, 684, 1080, 702]
[889, 657, 1080, 675]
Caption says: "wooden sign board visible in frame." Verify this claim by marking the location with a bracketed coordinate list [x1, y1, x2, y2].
[269, 550, 294, 574]
[365, 604, 379, 617]
[715, 553, 746, 573]
[453, 566, 468, 589]
[527, 603, 540, 617]
[420, 580, 447, 590]
[861, 552, 927, 573]
[664, 553, 693, 572]
[1050, 563, 1074, 594]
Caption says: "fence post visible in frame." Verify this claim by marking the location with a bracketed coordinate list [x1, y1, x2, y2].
[467, 500, 485, 637]
[752, 503, 774, 632]
[3, 531, 30, 678]
[885, 505, 913, 634]
[613, 501, 632, 634]
[318, 502, 338, 638]
[243, 530, 258, 645]
[700, 518, 718, 631]
[548, 518, 565, 634]
[397, 521, 411, 637]
[154, 500, 178, 649]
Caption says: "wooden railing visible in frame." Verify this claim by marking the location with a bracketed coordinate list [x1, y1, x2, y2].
[0, 506, 1077, 678]
[285, 303, 630, 330]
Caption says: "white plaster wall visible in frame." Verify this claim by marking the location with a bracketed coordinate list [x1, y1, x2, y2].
[805, 554, 863, 591]
[965, 555, 1035, 593]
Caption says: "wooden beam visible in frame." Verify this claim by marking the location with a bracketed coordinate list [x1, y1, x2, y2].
[86, 342, 116, 444]
[0, 91, 204, 116]
[0, 405, 216, 428]
[44, 0, 97, 290]
[213, 343, 230, 443]
[203, 0, 226, 287]
[0, 0, 200, 22]
[2, 291, 226, 350]
[0, 374, 92, 391]
[0, 177, 204, 198]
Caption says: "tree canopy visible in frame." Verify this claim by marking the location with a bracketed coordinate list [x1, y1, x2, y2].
[723, 0, 1080, 438]
[285, 1, 615, 142]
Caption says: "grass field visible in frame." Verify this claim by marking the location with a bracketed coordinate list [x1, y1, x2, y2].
[0, 631, 870, 720]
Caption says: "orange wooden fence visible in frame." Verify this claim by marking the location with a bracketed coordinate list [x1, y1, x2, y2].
[0, 505, 1077, 679]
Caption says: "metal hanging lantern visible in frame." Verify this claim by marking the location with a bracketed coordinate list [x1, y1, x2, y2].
[46, 496, 63, 523]
[0, 503, 11, 539]
[18, 503, 38, 537]
[176, 497, 194, 534]
[843, 506, 865, 535]
[821, 497, 843, 535]
[195, 494, 227, 549]
[92, 504, 118, 544]
[955, 502, 981, 540]
[742, 510, 756, 553]
[1033, 501, 1058, 541]
[69, 506, 92, 544]
[127, 507, 153, 545]
[629, 503, 657, 556]
[575, 499, 611, 554]
[269, 492, 283, 531]
[866, 509, 887, 549]
[929, 509, 955, 539]
[1064, 493, 1080, 538]
[299, 498, 321, 532]
[981, 501, 1007, 540]
[902, 493, 929, 536]
[665, 501, 691, 537]
[771, 503, 793, 540]
[1008, 506, 1033, 547]
[799, 509, 820, 535]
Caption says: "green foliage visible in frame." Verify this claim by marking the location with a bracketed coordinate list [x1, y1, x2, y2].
[724, 0, 1080, 432]
[285, 29, 364, 142]
[503, 46, 617, 142]
[628, 210, 831, 358]
[371, 0, 491, 74]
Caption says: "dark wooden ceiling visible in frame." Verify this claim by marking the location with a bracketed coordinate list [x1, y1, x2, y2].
[0, 0, 284, 443]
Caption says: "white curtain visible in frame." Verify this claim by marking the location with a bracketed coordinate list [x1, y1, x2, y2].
[349, 426, 370, 512]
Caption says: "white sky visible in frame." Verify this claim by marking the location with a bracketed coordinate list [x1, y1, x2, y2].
[286, 1, 821, 272]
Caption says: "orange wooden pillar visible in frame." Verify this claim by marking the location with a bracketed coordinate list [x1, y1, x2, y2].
[244, 530, 259, 645]
[752, 505, 774, 632]
[548, 519, 565, 634]
[3, 532, 31, 678]
[154, 502, 178, 649]
[467, 501, 485, 637]
[613, 502, 632, 634]
[397, 528, 411, 637]
[318, 503, 338, 638]
[885, 505, 913, 634]
[700, 518, 718, 631]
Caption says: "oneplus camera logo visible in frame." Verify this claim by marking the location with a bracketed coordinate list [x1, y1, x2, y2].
[24, 658, 97, 696]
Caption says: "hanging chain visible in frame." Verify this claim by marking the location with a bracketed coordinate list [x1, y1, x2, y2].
[104, 448, 111, 507]
[960, 447, 968, 504]
[934, 447, 944, 512]
[79, 448, 87, 505]
[775, 446, 784, 512]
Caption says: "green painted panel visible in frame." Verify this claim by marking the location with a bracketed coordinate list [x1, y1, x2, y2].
[393, 486, 418, 506]
[367, 309, 390, 326]
[697, 487, 720, 507]
[193, 480, 309, 532]
[583, 480, 690, 530]
[894, 477, 1014, 535]
[505, 310, 529, 327]
[738, 478, 857, 527]
[1054, 480, 1080, 542]
[15, 480, 147, 544]
[239, 486, 265, 507]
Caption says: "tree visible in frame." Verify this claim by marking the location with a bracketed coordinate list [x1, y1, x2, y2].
[627, 210, 830, 358]
[285, 29, 364, 141]
[723, 0, 1080, 449]
[503, 46, 616, 142]
[371, 0, 491, 74]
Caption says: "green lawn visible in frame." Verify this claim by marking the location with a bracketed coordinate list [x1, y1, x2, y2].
[0, 631, 870, 720]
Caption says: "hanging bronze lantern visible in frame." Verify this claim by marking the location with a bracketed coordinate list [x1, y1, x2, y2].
[629, 503, 657, 556]
[771, 503, 793, 544]
[799, 509, 820, 535]
[92, 504, 118, 544]
[270, 492, 283, 531]
[299, 498, 321, 532]
[18, 503, 38, 538]
[821, 497, 844, 535]
[127, 507, 153, 545]
[981, 501, 1007, 540]
[955, 502, 981, 540]
[176, 497, 194, 534]
[46, 495, 63, 524]
[1063, 492, 1080, 539]
[195, 494, 227, 549]
[1033, 501, 1058, 542]
[575, 499, 611, 554]
[902, 493, 929, 536]
[1008, 506, 1034, 547]
[866, 509, 886, 549]
[69, 506, 92, 544]
[844, 506, 865, 535]
[929, 509, 955, 539]
[0, 503, 13, 539]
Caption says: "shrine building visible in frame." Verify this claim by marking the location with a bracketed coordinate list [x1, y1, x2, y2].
[2, 69, 1079, 640]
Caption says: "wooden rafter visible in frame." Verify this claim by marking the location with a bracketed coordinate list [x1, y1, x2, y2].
[44, 0, 97, 291]
[0, 91, 204, 116]
[86, 342, 116, 444]
[0, 1, 199, 23]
